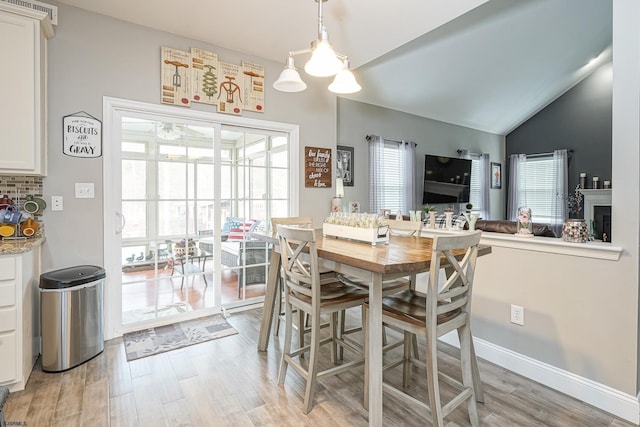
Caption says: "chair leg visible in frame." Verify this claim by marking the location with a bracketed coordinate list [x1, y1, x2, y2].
[272, 274, 282, 337]
[459, 324, 480, 426]
[303, 309, 321, 414]
[330, 312, 338, 364]
[402, 331, 412, 387]
[278, 296, 293, 385]
[468, 333, 485, 403]
[425, 331, 445, 427]
[363, 305, 369, 411]
[298, 309, 306, 350]
[337, 310, 346, 360]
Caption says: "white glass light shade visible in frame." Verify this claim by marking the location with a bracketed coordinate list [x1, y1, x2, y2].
[273, 67, 307, 92]
[304, 41, 343, 77]
[328, 67, 362, 94]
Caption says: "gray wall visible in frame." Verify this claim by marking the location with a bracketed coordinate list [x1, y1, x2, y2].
[337, 98, 505, 218]
[506, 61, 613, 209]
[43, 4, 337, 271]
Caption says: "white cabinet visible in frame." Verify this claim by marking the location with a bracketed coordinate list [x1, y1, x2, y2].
[0, 248, 41, 392]
[0, 3, 54, 176]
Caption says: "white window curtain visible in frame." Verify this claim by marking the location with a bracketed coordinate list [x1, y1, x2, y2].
[368, 135, 415, 214]
[400, 140, 416, 212]
[458, 150, 490, 219]
[507, 154, 526, 220]
[369, 135, 386, 213]
[550, 149, 568, 232]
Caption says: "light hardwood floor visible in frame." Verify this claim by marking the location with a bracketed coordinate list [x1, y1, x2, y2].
[4, 308, 635, 427]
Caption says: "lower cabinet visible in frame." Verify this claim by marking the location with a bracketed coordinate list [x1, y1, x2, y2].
[0, 248, 41, 391]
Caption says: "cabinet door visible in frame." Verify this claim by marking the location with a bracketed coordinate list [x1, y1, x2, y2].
[0, 8, 44, 175]
[0, 332, 17, 383]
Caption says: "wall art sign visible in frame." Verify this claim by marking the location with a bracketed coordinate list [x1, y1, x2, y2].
[336, 145, 354, 186]
[161, 46, 192, 107]
[63, 111, 102, 158]
[161, 46, 265, 115]
[491, 162, 502, 189]
[305, 146, 332, 188]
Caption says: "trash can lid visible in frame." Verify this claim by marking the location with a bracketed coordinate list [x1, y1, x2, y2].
[40, 265, 106, 289]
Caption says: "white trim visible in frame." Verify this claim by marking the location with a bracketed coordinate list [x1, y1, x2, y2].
[579, 188, 612, 229]
[478, 231, 622, 260]
[440, 332, 640, 424]
[420, 229, 623, 260]
[102, 96, 300, 340]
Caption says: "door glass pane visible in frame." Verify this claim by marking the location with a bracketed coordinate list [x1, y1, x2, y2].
[122, 201, 146, 239]
[249, 167, 266, 198]
[271, 169, 288, 198]
[159, 162, 188, 199]
[122, 160, 147, 199]
[196, 163, 214, 199]
[158, 201, 193, 237]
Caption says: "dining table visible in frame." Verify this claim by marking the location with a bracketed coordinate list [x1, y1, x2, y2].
[252, 228, 491, 427]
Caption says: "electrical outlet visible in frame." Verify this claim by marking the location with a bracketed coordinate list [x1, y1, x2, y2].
[51, 196, 63, 211]
[511, 304, 524, 326]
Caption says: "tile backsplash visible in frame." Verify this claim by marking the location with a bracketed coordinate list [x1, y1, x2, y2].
[0, 175, 44, 217]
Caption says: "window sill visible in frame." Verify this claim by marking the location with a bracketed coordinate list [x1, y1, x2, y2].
[421, 229, 622, 261]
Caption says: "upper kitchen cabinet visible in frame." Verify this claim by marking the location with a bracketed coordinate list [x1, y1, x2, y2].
[0, 3, 54, 176]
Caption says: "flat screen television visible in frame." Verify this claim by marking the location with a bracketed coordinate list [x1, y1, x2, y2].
[422, 155, 472, 204]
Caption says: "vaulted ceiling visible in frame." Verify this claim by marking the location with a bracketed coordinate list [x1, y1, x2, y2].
[55, 0, 612, 135]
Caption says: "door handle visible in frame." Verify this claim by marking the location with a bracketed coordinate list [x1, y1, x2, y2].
[115, 211, 126, 234]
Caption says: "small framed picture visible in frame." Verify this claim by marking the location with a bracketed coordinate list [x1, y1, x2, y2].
[336, 145, 354, 186]
[491, 162, 502, 189]
[350, 201, 360, 213]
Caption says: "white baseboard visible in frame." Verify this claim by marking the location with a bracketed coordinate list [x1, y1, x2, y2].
[440, 332, 640, 424]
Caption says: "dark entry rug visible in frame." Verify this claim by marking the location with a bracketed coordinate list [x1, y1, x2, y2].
[123, 314, 237, 361]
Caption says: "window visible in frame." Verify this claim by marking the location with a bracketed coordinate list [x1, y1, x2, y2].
[369, 138, 406, 213]
[469, 159, 481, 210]
[516, 156, 556, 223]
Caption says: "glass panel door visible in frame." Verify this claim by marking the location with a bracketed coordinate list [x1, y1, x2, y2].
[103, 97, 298, 336]
[120, 118, 218, 326]
[219, 126, 290, 308]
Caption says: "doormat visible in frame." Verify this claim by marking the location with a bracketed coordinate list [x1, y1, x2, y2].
[122, 314, 237, 362]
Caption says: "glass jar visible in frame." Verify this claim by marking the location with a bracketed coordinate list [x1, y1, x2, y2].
[516, 206, 533, 235]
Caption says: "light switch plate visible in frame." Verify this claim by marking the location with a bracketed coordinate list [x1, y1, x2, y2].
[75, 183, 95, 198]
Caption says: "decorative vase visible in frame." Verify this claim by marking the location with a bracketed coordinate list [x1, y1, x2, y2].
[562, 219, 589, 243]
[516, 207, 533, 235]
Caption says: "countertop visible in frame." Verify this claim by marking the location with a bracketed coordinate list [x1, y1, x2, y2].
[0, 233, 45, 255]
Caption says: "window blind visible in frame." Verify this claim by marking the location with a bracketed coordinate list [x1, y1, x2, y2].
[518, 156, 556, 223]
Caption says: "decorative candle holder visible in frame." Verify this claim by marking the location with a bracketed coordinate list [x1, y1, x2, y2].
[562, 219, 589, 243]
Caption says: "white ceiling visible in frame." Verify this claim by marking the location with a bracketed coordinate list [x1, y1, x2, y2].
[54, 0, 612, 135]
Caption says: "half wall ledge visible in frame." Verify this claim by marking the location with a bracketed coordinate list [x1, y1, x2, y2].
[477, 232, 622, 261]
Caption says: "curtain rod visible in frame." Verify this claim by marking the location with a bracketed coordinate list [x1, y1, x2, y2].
[365, 134, 413, 145]
[524, 149, 574, 159]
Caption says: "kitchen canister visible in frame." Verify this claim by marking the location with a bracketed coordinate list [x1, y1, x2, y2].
[562, 219, 590, 243]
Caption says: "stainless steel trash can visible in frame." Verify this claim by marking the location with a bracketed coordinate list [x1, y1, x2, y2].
[40, 265, 105, 372]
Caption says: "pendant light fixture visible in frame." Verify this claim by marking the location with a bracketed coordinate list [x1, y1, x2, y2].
[273, 0, 361, 94]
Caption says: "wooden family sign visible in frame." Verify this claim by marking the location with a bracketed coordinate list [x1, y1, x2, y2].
[304, 146, 332, 188]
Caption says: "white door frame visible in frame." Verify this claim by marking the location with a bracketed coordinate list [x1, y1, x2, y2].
[102, 96, 299, 340]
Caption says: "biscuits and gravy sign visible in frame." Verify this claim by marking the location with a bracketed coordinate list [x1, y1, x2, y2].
[63, 112, 102, 158]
